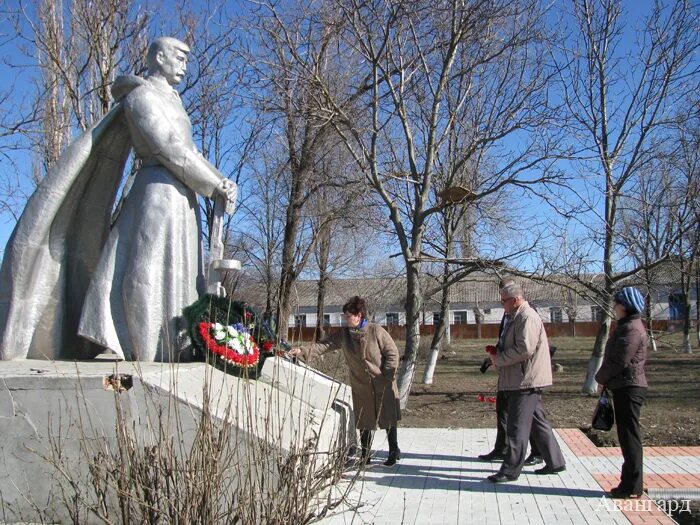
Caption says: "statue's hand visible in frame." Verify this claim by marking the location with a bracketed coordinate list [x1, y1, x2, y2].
[218, 178, 237, 202]
[217, 178, 237, 213]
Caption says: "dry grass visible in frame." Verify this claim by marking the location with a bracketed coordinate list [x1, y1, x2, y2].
[9, 360, 361, 524]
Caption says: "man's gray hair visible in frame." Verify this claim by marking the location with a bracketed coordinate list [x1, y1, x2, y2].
[501, 283, 524, 299]
[499, 277, 516, 290]
[147, 37, 190, 71]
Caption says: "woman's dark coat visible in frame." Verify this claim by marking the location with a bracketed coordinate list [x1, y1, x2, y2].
[595, 314, 648, 389]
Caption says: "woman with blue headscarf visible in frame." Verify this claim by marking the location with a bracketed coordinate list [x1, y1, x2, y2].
[595, 287, 648, 498]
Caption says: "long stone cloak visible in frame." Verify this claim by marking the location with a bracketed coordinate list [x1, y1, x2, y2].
[0, 83, 132, 360]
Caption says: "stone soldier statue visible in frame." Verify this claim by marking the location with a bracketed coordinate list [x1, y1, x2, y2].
[0, 37, 237, 361]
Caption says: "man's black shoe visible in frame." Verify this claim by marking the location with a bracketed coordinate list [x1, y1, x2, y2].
[487, 472, 518, 483]
[524, 454, 544, 466]
[478, 450, 506, 461]
[608, 487, 642, 499]
[534, 465, 566, 475]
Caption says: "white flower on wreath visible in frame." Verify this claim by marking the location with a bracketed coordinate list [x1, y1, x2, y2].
[209, 323, 256, 356]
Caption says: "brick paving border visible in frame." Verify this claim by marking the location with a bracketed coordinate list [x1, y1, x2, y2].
[560, 429, 699, 525]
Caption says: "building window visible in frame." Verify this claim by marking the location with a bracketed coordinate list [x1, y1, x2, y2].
[550, 307, 563, 323]
[386, 312, 399, 326]
[432, 312, 443, 325]
[453, 311, 468, 325]
[591, 306, 605, 323]
[294, 314, 306, 328]
[323, 314, 331, 327]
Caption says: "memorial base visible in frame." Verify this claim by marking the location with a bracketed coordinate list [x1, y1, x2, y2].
[0, 357, 354, 523]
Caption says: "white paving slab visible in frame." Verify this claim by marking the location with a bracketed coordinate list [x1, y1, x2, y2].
[318, 428, 637, 525]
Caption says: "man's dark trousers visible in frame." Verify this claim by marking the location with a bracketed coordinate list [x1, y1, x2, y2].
[498, 388, 565, 478]
[493, 390, 541, 457]
[493, 390, 509, 454]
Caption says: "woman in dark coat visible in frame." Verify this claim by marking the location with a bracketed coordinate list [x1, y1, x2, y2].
[290, 296, 402, 466]
[595, 287, 648, 498]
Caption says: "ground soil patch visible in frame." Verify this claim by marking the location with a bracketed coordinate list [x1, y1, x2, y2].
[309, 334, 700, 447]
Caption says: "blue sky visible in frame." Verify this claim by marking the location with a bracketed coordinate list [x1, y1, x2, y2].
[0, 0, 687, 275]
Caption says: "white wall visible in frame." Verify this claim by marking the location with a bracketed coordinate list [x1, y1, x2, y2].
[290, 301, 689, 327]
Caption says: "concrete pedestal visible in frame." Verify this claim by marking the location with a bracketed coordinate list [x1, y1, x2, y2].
[0, 358, 353, 522]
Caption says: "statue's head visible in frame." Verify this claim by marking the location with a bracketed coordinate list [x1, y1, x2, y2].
[147, 37, 191, 86]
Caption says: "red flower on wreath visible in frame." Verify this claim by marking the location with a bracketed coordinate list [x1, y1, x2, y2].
[198, 322, 259, 368]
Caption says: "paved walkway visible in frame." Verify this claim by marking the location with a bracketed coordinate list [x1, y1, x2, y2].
[319, 428, 700, 525]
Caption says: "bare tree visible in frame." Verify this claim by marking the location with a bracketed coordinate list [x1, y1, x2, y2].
[618, 161, 681, 352]
[0, 84, 39, 220]
[310, 185, 368, 340]
[234, 152, 287, 323]
[20, 0, 149, 172]
[552, 0, 700, 393]
[420, 157, 507, 385]
[324, 0, 563, 406]
[241, 1, 363, 339]
[669, 121, 700, 353]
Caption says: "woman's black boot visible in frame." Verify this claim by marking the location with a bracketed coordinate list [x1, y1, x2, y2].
[384, 426, 401, 466]
[360, 429, 373, 464]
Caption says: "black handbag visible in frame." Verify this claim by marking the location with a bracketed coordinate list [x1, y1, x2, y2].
[592, 387, 615, 431]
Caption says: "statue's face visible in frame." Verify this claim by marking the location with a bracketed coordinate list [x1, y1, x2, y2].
[157, 47, 188, 86]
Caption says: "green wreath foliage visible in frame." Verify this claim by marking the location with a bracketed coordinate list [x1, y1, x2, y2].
[182, 294, 279, 377]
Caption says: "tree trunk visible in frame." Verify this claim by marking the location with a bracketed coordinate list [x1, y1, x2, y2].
[264, 249, 276, 332]
[683, 297, 692, 354]
[645, 293, 657, 352]
[422, 347, 439, 386]
[582, 313, 611, 394]
[473, 308, 483, 339]
[422, 284, 449, 385]
[396, 264, 421, 408]
[276, 168, 305, 340]
[696, 267, 699, 349]
[315, 224, 331, 342]
[277, 276, 294, 342]
[315, 273, 328, 342]
[583, 161, 616, 393]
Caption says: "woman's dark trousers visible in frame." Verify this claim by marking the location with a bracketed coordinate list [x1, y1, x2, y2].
[360, 426, 399, 461]
[612, 386, 647, 494]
